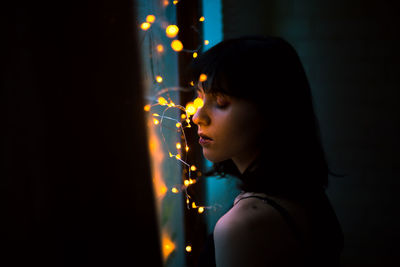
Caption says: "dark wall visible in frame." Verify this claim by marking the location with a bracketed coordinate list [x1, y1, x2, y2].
[2, 1, 162, 266]
[222, 0, 400, 266]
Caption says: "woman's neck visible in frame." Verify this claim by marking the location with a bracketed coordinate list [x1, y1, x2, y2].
[232, 150, 260, 174]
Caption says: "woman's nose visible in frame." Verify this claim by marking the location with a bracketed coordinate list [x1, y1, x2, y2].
[192, 106, 210, 126]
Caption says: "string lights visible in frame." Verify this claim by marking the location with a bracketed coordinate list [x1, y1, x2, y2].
[138, 0, 214, 261]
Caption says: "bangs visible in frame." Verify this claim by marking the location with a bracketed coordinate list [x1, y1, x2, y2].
[196, 70, 229, 96]
[189, 41, 235, 96]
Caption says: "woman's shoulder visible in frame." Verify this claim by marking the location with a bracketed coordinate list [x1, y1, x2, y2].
[215, 192, 307, 239]
[216, 192, 288, 230]
[213, 192, 305, 267]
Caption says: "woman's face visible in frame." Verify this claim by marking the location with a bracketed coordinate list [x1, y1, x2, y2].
[192, 86, 263, 172]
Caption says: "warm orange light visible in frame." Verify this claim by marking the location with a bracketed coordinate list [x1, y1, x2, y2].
[176, 142, 181, 149]
[175, 122, 181, 128]
[184, 180, 190, 187]
[162, 233, 175, 261]
[204, 40, 209, 45]
[158, 184, 167, 197]
[193, 97, 204, 109]
[186, 245, 192, 252]
[181, 113, 187, 119]
[163, 0, 169, 7]
[175, 154, 181, 160]
[185, 102, 196, 115]
[171, 40, 183, 52]
[140, 22, 151, 31]
[144, 104, 151, 111]
[193, 52, 198, 58]
[199, 16, 205, 22]
[166, 25, 179, 38]
[156, 75, 163, 83]
[199, 73, 207, 82]
[198, 207, 205, 214]
[190, 165, 197, 171]
[153, 118, 160, 125]
[171, 187, 179, 193]
[173, 0, 178, 5]
[146, 14, 156, 23]
[158, 96, 168, 106]
[156, 44, 164, 53]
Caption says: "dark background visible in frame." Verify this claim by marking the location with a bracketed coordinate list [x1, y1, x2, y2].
[2, 0, 162, 266]
[221, 0, 400, 265]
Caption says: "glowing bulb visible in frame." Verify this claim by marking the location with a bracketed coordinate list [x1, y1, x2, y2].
[146, 15, 156, 23]
[193, 97, 204, 109]
[199, 73, 207, 82]
[156, 75, 163, 83]
[175, 154, 181, 160]
[199, 16, 205, 22]
[185, 102, 196, 115]
[181, 113, 186, 119]
[156, 44, 164, 53]
[198, 207, 205, 214]
[163, 0, 169, 7]
[153, 118, 159, 125]
[140, 22, 151, 31]
[186, 245, 192, 252]
[190, 165, 197, 171]
[176, 143, 181, 149]
[158, 96, 168, 106]
[192, 202, 197, 208]
[176, 122, 181, 128]
[184, 180, 190, 187]
[204, 40, 209, 45]
[169, 152, 174, 158]
[160, 185, 168, 196]
[185, 146, 189, 152]
[171, 40, 183, 52]
[144, 104, 151, 111]
[173, 0, 178, 5]
[162, 234, 175, 261]
[166, 25, 179, 38]
[171, 187, 179, 193]
[193, 52, 198, 58]
[190, 81, 194, 86]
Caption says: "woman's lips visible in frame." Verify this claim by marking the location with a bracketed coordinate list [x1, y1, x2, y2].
[198, 133, 213, 146]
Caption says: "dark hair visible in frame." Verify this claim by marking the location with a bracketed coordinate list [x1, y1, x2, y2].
[190, 36, 343, 198]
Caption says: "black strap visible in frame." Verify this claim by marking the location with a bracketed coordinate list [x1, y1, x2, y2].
[236, 195, 303, 243]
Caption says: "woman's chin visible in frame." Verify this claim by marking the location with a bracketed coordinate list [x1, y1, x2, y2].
[202, 149, 228, 163]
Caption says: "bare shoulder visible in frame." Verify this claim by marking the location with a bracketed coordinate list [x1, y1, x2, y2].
[213, 196, 304, 267]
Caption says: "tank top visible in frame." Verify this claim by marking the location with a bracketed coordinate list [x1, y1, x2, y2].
[198, 191, 343, 267]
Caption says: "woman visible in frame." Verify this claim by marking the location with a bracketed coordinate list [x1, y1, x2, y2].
[191, 36, 344, 267]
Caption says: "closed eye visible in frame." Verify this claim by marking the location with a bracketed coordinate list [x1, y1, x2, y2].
[215, 94, 230, 109]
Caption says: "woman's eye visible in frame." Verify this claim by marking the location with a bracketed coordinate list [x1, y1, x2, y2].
[215, 95, 230, 108]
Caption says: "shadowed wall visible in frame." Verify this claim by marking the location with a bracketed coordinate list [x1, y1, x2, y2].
[2, 0, 162, 266]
